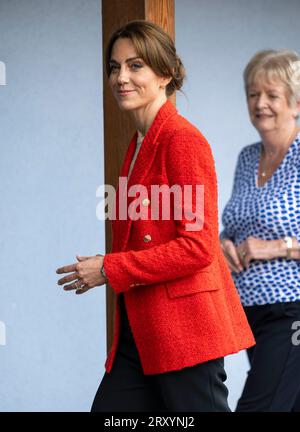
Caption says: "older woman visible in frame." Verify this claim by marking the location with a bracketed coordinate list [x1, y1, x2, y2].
[56, 20, 254, 412]
[221, 49, 300, 412]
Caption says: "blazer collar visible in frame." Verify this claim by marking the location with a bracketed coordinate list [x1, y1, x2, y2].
[121, 99, 177, 188]
[114, 100, 177, 252]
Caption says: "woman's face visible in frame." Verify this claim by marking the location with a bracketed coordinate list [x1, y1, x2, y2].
[247, 75, 299, 134]
[109, 37, 169, 112]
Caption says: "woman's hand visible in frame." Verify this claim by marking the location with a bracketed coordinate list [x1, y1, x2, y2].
[235, 236, 298, 269]
[220, 238, 244, 273]
[56, 254, 107, 295]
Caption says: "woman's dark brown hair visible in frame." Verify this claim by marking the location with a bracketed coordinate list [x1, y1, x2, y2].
[106, 20, 185, 97]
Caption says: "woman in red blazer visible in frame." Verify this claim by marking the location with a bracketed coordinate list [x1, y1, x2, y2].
[56, 20, 255, 412]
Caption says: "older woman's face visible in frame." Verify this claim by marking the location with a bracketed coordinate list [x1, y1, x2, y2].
[247, 76, 299, 134]
[109, 37, 167, 112]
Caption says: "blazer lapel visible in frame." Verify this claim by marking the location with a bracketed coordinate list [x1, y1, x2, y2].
[115, 100, 177, 252]
[112, 132, 137, 252]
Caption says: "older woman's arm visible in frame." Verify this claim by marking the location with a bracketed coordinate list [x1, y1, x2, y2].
[236, 236, 300, 269]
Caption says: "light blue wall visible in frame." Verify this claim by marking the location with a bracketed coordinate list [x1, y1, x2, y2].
[175, 0, 300, 410]
[0, 0, 105, 411]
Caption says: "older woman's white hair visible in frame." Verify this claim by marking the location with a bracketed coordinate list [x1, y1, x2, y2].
[244, 49, 300, 107]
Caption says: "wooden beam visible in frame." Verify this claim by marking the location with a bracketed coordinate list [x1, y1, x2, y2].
[101, 0, 175, 353]
[146, 0, 174, 39]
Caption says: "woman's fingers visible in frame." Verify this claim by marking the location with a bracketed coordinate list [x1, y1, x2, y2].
[76, 255, 91, 262]
[57, 255, 104, 295]
[56, 268, 85, 292]
[221, 239, 243, 272]
[222, 252, 238, 272]
[57, 272, 78, 286]
[75, 285, 90, 295]
[226, 252, 242, 273]
[56, 263, 77, 274]
[63, 283, 78, 291]
[236, 242, 251, 269]
[63, 280, 87, 292]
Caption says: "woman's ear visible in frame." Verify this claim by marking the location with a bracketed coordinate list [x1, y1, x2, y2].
[160, 76, 172, 89]
[296, 98, 300, 118]
[291, 98, 300, 119]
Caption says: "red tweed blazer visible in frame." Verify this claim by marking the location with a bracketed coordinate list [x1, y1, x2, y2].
[103, 100, 255, 375]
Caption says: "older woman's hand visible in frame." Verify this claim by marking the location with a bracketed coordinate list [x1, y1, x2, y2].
[236, 236, 292, 269]
[56, 254, 107, 295]
[220, 238, 244, 273]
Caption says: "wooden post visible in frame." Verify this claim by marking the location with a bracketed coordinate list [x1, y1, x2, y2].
[101, 0, 175, 352]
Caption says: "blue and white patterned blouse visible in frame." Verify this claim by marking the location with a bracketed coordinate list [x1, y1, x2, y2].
[221, 132, 300, 306]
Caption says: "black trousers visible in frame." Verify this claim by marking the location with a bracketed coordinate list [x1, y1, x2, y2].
[91, 295, 230, 412]
[236, 301, 300, 412]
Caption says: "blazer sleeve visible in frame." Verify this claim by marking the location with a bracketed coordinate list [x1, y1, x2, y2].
[103, 128, 220, 294]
